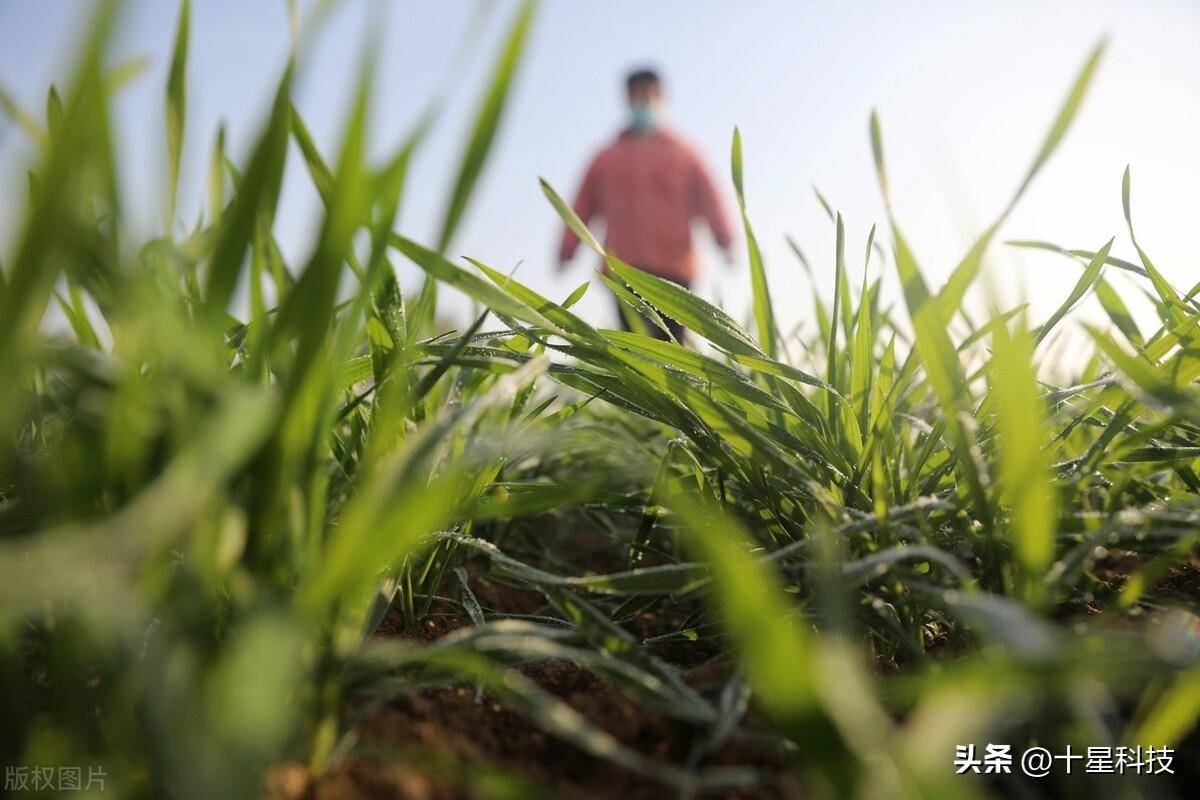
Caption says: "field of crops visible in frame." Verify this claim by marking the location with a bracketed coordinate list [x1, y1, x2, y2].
[3, 2, 1200, 798]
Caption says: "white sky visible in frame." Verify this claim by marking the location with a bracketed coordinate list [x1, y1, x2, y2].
[2, 1, 1199, 359]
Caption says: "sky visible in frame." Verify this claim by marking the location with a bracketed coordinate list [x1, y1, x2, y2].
[2, 1, 1200, 355]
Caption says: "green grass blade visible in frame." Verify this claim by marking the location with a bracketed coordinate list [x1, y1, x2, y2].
[1005, 239, 1146, 277]
[0, 82, 47, 146]
[1016, 40, 1107, 198]
[851, 239, 875, 433]
[290, 106, 334, 205]
[991, 314, 1057, 606]
[437, 0, 536, 252]
[1033, 238, 1112, 345]
[165, 0, 190, 227]
[1127, 665, 1200, 748]
[45, 86, 64, 143]
[205, 65, 291, 316]
[941, 40, 1106, 316]
[606, 257, 762, 356]
[269, 62, 371, 390]
[392, 235, 561, 333]
[540, 177, 602, 256]
[0, 0, 118, 362]
[1096, 277, 1143, 345]
[731, 128, 777, 357]
[1122, 166, 1194, 337]
[827, 213, 845, 393]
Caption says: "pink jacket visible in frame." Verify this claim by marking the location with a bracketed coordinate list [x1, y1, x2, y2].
[559, 128, 732, 283]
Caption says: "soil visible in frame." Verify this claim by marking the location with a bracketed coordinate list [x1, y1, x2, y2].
[268, 547, 1200, 800]
[300, 658, 785, 800]
[1051, 552, 1200, 619]
[268, 566, 786, 800]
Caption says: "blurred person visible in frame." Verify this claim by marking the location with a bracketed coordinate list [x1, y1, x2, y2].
[557, 67, 733, 342]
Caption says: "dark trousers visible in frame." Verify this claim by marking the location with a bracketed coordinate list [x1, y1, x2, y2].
[614, 279, 689, 343]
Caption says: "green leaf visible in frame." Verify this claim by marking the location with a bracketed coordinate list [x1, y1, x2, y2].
[851, 230, 875, 433]
[869, 110, 890, 213]
[606, 257, 762, 356]
[208, 123, 227, 223]
[1088, 326, 1196, 410]
[1005, 239, 1145, 277]
[991, 313, 1057, 604]
[600, 329, 793, 414]
[891, 227, 992, 528]
[540, 177, 602, 256]
[437, 0, 537, 252]
[0, 0, 119, 363]
[941, 40, 1106, 318]
[290, 106, 334, 205]
[667, 491, 860, 781]
[392, 235, 561, 333]
[269, 61, 371, 392]
[1033, 238, 1112, 345]
[205, 65, 291, 315]
[731, 128, 777, 357]
[0, 82, 47, 145]
[561, 280, 589, 309]
[1122, 166, 1194, 338]
[1096, 278, 1143, 345]
[301, 357, 550, 616]
[0, 386, 278, 614]
[334, 356, 373, 390]
[470, 257, 601, 341]
[827, 213, 845, 393]
[1127, 665, 1200, 748]
[598, 271, 673, 338]
[45, 86, 64, 143]
[165, 0, 190, 226]
[1019, 40, 1107, 195]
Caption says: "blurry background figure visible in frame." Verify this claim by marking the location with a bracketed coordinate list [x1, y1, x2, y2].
[556, 67, 734, 342]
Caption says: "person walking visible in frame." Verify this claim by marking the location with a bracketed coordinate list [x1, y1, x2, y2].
[557, 67, 734, 342]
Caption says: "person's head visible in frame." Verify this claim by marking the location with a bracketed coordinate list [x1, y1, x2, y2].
[625, 67, 663, 133]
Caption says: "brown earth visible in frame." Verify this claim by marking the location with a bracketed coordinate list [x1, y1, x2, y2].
[298, 657, 786, 800]
[269, 570, 787, 800]
[269, 550, 1200, 800]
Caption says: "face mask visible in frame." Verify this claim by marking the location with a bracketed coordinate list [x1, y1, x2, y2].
[630, 103, 659, 133]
